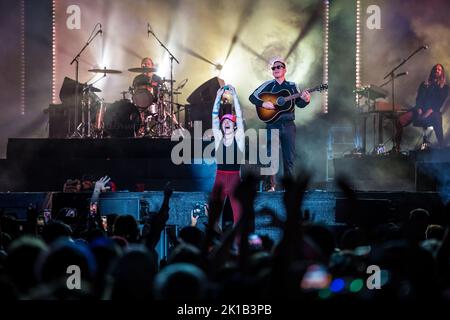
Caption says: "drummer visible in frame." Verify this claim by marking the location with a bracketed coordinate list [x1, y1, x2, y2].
[132, 57, 162, 99]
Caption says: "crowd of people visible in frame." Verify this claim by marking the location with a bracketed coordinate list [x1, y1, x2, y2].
[0, 173, 449, 306]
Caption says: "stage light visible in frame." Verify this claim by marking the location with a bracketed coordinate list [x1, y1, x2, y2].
[355, 0, 362, 106]
[52, 0, 57, 104]
[323, 0, 330, 114]
[20, 0, 25, 115]
[330, 278, 345, 293]
[349, 279, 364, 293]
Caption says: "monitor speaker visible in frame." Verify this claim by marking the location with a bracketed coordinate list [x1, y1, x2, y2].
[98, 197, 140, 221]
[186, 77, 225, 104]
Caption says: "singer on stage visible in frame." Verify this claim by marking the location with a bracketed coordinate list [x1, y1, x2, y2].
[211, 85, 245, 226]
[249, 57, 310, 191]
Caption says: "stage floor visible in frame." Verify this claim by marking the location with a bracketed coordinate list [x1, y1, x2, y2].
[1, 138, 450, 193]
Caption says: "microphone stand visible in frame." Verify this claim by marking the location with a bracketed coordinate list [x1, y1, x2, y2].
[69, 26, 102, 138]
[148, 26, 180, 134]
[382, 45, 427, 148]
[175, 78, 188, 130]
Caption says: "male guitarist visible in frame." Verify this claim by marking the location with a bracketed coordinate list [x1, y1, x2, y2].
[249, 57, 310, 191]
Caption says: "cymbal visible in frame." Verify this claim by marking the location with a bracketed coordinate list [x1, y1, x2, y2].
[128, 67, 157, 73]
[88, 68, 122, 74]
[81, 84, 101, 93]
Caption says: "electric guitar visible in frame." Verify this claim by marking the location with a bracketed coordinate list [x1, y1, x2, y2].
[256, 83, 328, 123]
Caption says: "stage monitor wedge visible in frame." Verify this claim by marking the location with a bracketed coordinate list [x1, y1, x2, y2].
[187, 77, 225, 104]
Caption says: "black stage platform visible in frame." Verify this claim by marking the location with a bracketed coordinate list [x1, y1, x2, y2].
[1, 138, 450, 193]
[0, 138, 218, 192]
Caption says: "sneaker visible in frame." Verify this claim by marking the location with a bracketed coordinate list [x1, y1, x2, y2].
[267, 186, 276, 192]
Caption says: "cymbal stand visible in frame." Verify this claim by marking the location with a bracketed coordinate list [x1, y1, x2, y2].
[148, 23, 179, 135]
[81, 74, 105, 138]
[69, 23, 102, 138]
[163, 99, 186, 129]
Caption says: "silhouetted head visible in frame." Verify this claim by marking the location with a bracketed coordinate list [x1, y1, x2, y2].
[6, 236, 48, 294]
[41, 220, 72, 244]
[167, 243, 202, 267]
[112, 215, 139, 243]
[425, 224, 445, 241]
[106, 245, 158, 300]
[0, 215, 20, 240]
[35, 238, 97, 289]
[178, 226, 204, 249]
[153, 263, 208, 300]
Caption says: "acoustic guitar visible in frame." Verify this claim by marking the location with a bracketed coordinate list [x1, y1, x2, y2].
[256, 83, 328, 123]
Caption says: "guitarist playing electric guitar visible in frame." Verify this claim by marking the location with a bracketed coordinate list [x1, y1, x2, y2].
[249, 57, 311, 192]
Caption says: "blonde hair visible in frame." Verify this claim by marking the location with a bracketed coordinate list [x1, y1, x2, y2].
[141, 57, 154, 66]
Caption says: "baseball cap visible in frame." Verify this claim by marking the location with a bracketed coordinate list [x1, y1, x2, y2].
[220, 114, 236, 123]
[270, 56, 287, 68]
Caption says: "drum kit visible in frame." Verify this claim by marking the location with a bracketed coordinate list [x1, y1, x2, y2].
[76, 66, 184, 139]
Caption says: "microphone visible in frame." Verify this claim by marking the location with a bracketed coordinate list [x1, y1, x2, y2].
[147, 23, 151, 37]
[177, 78, 188, 90]
[395, 71, 408, 79]
[99, 24, 102, 36]
[422, 44, 429, 50]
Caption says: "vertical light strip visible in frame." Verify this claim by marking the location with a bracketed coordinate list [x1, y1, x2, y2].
[323, 0, 329, 113]
[20, 0, 25, 115]
[52, 0, 57, 104]
[355, 0, 362, 106]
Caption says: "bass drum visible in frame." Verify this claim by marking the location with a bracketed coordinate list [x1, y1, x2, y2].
[103, 100, 141, 137]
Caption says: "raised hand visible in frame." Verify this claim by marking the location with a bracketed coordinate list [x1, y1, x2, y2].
[164, 182, 173, 198]
[216, 87, 225, 98]
[94, 176, 111, 192]
[190, 211, 199, 227]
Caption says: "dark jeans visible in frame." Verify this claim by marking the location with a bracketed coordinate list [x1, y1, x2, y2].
[394, 109, 443, 147]
[267, 120, 296, 188]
